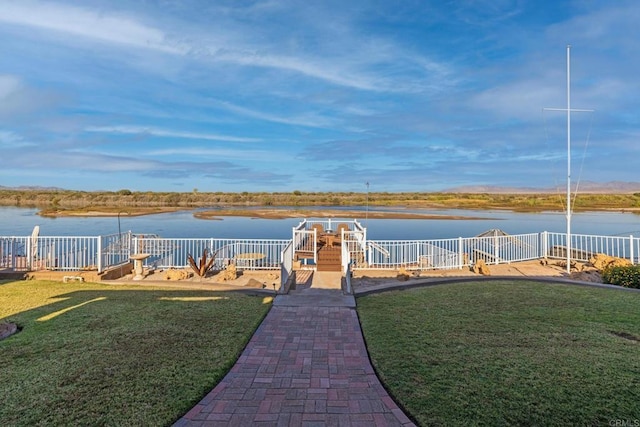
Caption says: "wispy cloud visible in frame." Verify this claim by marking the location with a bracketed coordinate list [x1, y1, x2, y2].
[0, 0, 185, 54]
[213, 101, 339, 128]
[147, 147, 281, 161]
[1, 1, 639, 191]
[85, 125, 261, 143]
[0, 74, 61, 119]
[0, 0, 454, 94]
[0, 130, 36, 148]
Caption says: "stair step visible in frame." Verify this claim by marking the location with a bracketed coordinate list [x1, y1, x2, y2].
[315, 245, 342, 272]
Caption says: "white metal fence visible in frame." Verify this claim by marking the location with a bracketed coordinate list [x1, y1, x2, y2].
[0, 234, 289, 272]
[351, 232, 637, 271]
[544, 232, 639, 264]
[2, 231, 639, 274]
[132, 237, 290, 270]
[0, 237, 29, 270]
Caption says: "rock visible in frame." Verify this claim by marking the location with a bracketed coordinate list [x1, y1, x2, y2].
[396, 267, 410, 281]
[473, 259, 491, 275]
[221, 263, 237, 281]
[163, 268, 192, 280]
[589, 253, 632, 271]
[267, 272, 279, 281]
[0, 322, 18, 340]
[245, 278, 265, 288]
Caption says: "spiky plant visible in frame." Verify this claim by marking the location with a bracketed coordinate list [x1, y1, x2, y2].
[187, 248, 217, 277]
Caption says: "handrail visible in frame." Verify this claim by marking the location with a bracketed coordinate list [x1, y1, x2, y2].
[2, 231, 638, 272]
[367, 241, 390, 258]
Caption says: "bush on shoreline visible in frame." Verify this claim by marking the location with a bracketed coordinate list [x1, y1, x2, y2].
[602, 265, 640, 288]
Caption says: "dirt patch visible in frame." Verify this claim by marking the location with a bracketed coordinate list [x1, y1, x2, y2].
[0, 322, 19, 341]
[351, 260, 575, 290]
[609, 330, 639, 342]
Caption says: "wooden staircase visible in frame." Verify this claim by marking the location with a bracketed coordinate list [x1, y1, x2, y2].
[316, 245, 341, 271]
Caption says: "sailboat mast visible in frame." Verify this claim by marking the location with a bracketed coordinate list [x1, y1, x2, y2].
[566, 45, 572, 273]
[545, 45, 592, 274]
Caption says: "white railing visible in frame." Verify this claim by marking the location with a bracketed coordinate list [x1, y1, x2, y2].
[361, 233, 543, 271]
[100, 232, 132, 271]
[293, 230, 316, 257]
[0, 237, 29, 270]
[134, 237, 290, 270]
[461, 233, 540, 266]
[343, 229, 367, 270]
[297, 218, 360, 233]
[1, 231, 639, 273]
[30, 236, 101, 271]
[544, 232, 637, 263]
[365, 239, 460, 270]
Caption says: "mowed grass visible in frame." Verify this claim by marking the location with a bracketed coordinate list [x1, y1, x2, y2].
[357, 281, 640, 426]
[0, 280, 271, 426]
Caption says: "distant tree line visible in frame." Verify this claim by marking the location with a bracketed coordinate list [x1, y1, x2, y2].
[1, 189, 640, 213]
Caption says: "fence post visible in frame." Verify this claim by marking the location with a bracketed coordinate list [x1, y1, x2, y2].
[9, 238, 15, 270]
[458, 237, 463, 269]
[25, 236, 31, 270]
[542, 231, 548, 259]
[97, 236, 103, 273]
[630, 235, 634, 265]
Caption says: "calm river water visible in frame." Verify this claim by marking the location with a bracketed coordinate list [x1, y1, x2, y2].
[2, 207, 640, 240]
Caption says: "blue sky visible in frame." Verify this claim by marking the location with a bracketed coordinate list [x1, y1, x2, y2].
[0, 0, 639, 193]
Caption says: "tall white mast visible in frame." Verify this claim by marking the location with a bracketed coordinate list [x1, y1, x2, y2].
[544, 45, 592, 274]
[566, 45, 572, 274]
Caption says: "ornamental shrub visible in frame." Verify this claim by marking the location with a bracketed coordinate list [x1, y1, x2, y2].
[602, 265, 640, 289]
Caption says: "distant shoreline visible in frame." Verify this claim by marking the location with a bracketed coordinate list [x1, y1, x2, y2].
[193, 208, 492, 221]
[31, 205, 640, 219]
[37, 207, 492, 221]
[1, 188, 635, 219]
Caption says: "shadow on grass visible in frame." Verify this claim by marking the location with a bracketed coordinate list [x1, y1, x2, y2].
[0, 282, 272, 426]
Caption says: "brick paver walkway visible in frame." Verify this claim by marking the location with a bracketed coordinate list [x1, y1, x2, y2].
[174, 305, 415, 426]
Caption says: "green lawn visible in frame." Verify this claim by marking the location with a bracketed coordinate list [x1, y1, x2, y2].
[0, 280, 272, 426]
[357, 281, 640, 426]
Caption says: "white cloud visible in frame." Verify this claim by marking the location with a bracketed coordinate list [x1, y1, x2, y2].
[0, 74, 61, 119]
[0, 130, 36, 148]
[85, 125, 261, 143]
[0, 0, 186, 54]
[0, 1, 453, 94]
[213, 101, 338, 128]
[147, 147, 281, 161]
[0, 75, 22, 99]
[468, 79, 562, 119]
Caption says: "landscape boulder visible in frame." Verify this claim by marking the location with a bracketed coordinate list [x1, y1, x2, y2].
[0, 322, 18, 340]
[163, 268, 192, 281]
[473, 259, 491, 275]
[589, 253, 632, 271]
[396, 267, 410, 281]
[245, 278, 265, 289]
[220, 263, 238, 281]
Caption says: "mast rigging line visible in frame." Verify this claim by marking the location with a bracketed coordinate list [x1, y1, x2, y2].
[542, 107, 595, 212]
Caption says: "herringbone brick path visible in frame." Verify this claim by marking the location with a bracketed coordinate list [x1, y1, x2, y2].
[173, 305, 415, 426]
